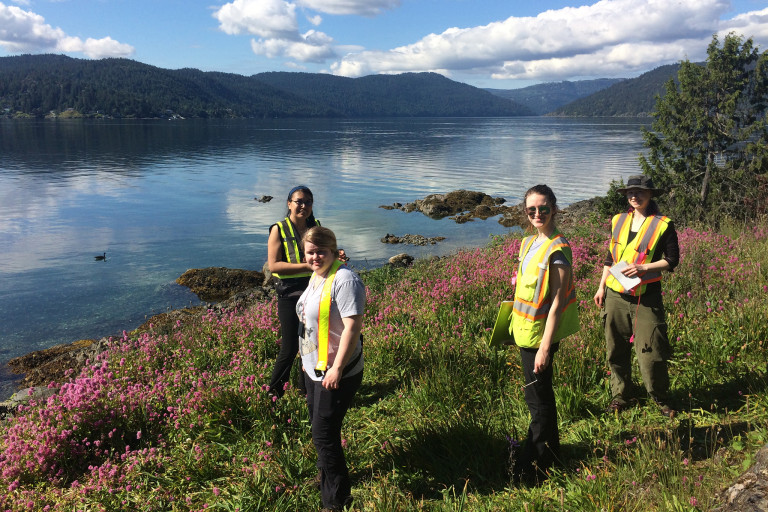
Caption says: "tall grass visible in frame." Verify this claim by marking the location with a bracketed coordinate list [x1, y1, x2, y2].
[1, 216, 766, 511]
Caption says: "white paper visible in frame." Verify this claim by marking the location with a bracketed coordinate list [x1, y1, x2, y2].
[609, 261, 641, 291]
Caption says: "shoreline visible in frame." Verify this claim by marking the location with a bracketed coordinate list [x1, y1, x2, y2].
[1, 196, 601, 396]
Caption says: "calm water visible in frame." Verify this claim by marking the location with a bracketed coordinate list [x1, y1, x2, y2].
[0, 117, 648, 389]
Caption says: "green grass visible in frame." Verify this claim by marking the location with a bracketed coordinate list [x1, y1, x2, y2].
[1, 216, 766, 511]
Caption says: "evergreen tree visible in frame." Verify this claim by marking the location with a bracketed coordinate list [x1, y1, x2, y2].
[640, 33, 768, 225]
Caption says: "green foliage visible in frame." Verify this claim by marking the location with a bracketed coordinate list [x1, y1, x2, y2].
[640, 33, 768, 226]
[595, 178, 631, 218]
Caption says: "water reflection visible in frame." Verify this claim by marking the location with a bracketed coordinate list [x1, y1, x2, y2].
[0, 117, 649, 370]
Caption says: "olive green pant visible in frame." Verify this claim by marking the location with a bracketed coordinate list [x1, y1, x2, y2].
[603, 288, 671, 404]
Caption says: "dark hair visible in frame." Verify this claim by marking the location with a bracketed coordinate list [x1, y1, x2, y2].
[285, 185, 318, 226]
[302, 226, 338, 257]
[523, 184, 558, 213]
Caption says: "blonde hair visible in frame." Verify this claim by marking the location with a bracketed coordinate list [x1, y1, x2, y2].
[302, 226, 338, 257]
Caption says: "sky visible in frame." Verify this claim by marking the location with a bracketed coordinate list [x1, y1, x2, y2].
[1, 0, 767, 89]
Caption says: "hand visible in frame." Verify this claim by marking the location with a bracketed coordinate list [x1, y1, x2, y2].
[321, 367, 341, 390]
[621, 263, 644, 277]
[593, 288, 605, 308]
[534, 347, 550, 374]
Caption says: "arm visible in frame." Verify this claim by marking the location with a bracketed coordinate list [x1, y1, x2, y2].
[535, 263, 571, 374]
[266, 224, 312, 276]
[593, 265, 611, 308]
[619, 258, 671, 278]
[322, 315, 363, 390]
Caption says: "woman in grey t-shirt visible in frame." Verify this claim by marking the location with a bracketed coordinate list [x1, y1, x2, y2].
[296, 226, 365, 511]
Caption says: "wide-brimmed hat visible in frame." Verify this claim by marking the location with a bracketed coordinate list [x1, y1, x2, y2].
[616, 175, 664, 196]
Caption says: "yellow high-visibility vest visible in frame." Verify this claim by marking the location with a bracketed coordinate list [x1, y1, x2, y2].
[313, 259, 343, 373]
[606, 212, 670, 296]
[510, 231, 579, 349]
[272, 217, 319, 280]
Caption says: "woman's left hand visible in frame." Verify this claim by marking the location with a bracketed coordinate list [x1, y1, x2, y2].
[322, 366, 342, 390]
[534, 347, 550, 374]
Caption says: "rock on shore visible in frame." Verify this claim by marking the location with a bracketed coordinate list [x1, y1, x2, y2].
[380, 189, 528, 227]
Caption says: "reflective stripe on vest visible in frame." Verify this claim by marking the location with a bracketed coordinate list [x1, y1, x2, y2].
[510, 231, 579, 348]
[272, 217, 319, 280]
[606, 213, 670, 295]
[314, 259, 344, 373]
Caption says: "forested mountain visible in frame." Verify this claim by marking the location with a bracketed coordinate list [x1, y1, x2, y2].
[253, 71, 533, 116]
[0, 54, 529, 119]
[485, 78, 624, 115]
[549, 64, 681, 116]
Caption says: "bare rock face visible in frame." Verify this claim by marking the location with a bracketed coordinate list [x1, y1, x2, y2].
[176, 267, 266, 301]
[715, 444, 768, 512]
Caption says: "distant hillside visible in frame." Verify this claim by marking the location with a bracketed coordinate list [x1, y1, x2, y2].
[550, 64, 681, 117]
[0, 55, 530, 119]
[485, 78, 623, 115]
[254, 71, 533, 117]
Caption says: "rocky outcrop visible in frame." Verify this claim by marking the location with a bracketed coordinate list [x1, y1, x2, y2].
[176, 267, 267, 301]
[380, 189, 521, 225]
[388, 253, 415, 268]
[715, 443, 768, 511]
[381, 234, 446, 245]
[6, 338, 110, 391]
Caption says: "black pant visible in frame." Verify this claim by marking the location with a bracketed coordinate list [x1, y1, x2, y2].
[515, 344, 560, 484]
[268, 294, 306, 397]
[306, 370, 363, 510]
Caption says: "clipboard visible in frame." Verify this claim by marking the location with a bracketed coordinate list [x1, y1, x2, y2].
[489, 301, 515, 348]
[609, 261, 641, 291]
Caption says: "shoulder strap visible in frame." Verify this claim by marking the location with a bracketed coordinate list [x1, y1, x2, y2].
[314, 260, 344, 373]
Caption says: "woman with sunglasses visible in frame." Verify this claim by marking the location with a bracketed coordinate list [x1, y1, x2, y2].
[267, 185, 320, 398]
[510, 184, 579, 485]
[593, 175, 679, 418]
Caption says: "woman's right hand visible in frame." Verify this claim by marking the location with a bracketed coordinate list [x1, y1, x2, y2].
[593, 287, 605, 308]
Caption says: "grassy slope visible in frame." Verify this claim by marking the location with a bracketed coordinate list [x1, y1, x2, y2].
[1, 214, 766, 511]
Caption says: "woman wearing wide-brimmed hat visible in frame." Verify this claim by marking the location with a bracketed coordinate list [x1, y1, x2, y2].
[593, 175, 680, 418]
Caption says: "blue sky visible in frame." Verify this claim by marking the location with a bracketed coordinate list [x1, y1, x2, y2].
[1, 0, 767, 88]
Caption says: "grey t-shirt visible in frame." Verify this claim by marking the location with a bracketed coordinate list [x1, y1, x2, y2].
[296, 265, 366, 382]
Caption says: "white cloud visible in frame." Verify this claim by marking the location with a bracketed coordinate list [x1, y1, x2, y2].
[214, 0, 298, 39]
[721, 7, 768, 40]
[57, 36, 134, 59]
[330, 0, 767, 80]
[216, 0, 339, 62]
[0, 2, 134, 58]
[296, 0, 400, 17]
[251, 29, 336, 62]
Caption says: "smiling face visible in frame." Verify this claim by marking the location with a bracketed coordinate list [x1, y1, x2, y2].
[287, 189, 313, 222]
[304, 241, 335, 276]
[525, 192, 554, 232]
[626, 188, 651, 213]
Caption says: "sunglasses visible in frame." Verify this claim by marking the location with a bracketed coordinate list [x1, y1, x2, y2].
[526, 205, 551, 217]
